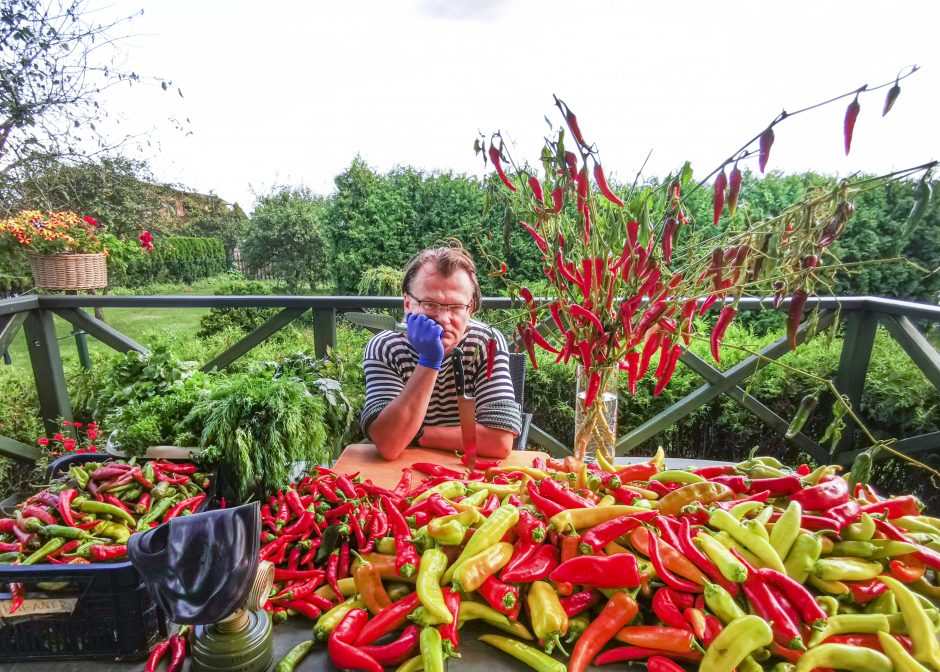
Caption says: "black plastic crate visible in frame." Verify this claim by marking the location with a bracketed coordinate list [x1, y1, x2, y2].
[0, 453, 215, 661]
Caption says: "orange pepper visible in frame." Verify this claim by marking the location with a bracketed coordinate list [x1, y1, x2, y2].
[555, 534, 581, 597]
[570, 592, 639, 672]
[628, 527, 708, 585]
[890, 554, 926, 583]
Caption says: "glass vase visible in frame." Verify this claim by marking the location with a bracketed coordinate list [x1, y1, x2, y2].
[574, 365, 619, 463]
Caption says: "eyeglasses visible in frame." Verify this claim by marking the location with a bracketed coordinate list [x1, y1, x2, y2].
[408, 293, 472, 315]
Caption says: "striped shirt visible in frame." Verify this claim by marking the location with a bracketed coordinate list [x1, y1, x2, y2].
[360, 320, 522, 438]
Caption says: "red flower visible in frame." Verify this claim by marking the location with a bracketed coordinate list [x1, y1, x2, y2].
[63, 438, 76, 449]
[86, 429, 98, 440]
[82, 215, 99, 227]
[37, 437, 50, 446]
[88, 422, 98, 428]
[62, 420, 72, 426]
[73, 422, 83, 428]
[53, 433, 64, 441]
[75, 448, 86, 454]
[88, 446, 98, 453]
[139, 230, 154, 253]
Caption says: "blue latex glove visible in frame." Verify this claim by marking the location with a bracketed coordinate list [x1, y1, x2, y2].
[406, 313, 445, 370]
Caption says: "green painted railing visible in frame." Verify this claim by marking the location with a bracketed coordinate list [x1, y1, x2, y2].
[1, 294, 938, 466]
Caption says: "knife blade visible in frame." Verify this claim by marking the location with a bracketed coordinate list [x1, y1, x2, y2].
[344, 312, 407, 333]
[451, 347, 477, 471]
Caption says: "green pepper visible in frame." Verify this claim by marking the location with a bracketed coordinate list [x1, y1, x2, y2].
[412, 481, 465, 504]
[23, 537, 65, 565]
[648, 469, 706, 484]
[866, 591, 897, 615]
[136, 496, 175, 530]
[0, 551, 23, 563]
[442, 504, 518, 585]
[69, 466, 90, 489]
[142, 461, 155, 484]
[312, 596, 364, 641]
[704, 581, 747, 624]
[842, 513, 876, 541]
[770, 500, 802, 559]
[786, 394, 818, 439]
[784, 533, 823, 583]
[273, 640, 313, 672]
[869, 540, 919, 559]
[150, 480, 171, 499]
[829, 541, 876, 558]
[314, 524, 349, 565]
[39, 524, 94, 540]
[77, 500, 137, 527]
[479, 634, 567, 672]
[419, 626, 445, 672]
[794, 643, 891, 672]
[415, 549, 450, 624]
[92, 521, 132, 544]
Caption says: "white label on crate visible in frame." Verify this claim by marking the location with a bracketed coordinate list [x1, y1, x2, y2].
[0, 597, 77, 617]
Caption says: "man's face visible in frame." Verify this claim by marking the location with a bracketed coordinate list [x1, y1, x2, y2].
[403, 263, 475, 356]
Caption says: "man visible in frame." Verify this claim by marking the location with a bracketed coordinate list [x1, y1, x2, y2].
[361, 242, 521, 460]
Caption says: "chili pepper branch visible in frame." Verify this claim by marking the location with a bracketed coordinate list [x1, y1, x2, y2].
[689, 65, 923, 196]
[712, 336, 940, 481]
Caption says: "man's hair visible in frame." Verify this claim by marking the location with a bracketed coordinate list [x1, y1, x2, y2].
[401, 238, 482, 311]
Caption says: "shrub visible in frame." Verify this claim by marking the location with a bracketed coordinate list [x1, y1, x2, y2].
[118, 236, 227, 287]
[196, 279, 279, 339]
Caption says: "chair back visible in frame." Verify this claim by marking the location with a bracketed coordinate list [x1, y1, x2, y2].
[507, 353, 533, 450]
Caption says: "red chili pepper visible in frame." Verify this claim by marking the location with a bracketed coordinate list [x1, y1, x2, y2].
[135, 493, 151, 516]
[675, 517, 740, 596]
[710, 305, 737, 363]
[165, 626, 189, 672]
[163, 495, 206, 523]
[594, 162, 624, 206]
[485, 336, 498, 381]
[539, 477, 594, 509]
[89, 544, 128, 561]
[488, 144, 516, 192]
[647, 655, 686, 672]
[848, 578, 889, 604]
[154, 461, 198, 474]
[661, 216, 678, 265]
[844, 95, 861, 155]
[727, 162, 743, 216]
[526, 480, 565, 518]
[638, 330, 664, 380]
[527, 176, 544, 203]
[438, 588, 461, 655]
[549, 186, 564, 214]
[274, 568, 325, 581]
[873, 519, 940, 571]
[411, 463, 463, 480]
[579, 514, 647, 554]
[647, 530, 703, 593]
[758, 127, 775, 173]
[354, 592, 421, 646]
[651, 587, 691, 631]
[746, 475, 802, 496]
[823, 633, 914, 654]
[519, 220, 548, 254]
[736, 554, 804, 650]
[58, 489, 78, 527]
[786, 289, 808, 350]
[790, 475, 849, 511]
[859, 495, 922, 518]
[382, 496, 419, 577]
[328, 609, 382, 672]
[757, 568, 828, 626]
[529, 325, 560, 354]
[477, 575, 518, 615]
[500, 543, 559, 583]
[518, 323, 539, 370]
[559, 589, 598, 618]
[281, 598, 321, 620]
[392, 469, 412, 497]
[551, 553, 640, 588]
[653, 344, 681, 397]
[594, 646, 702, 665]
[22, 504, 55, 526]
[569, 591, 639, 672]
[713, 168, 728, 225]
[146, 639, 171, 672]
[359, 624, 421, 666]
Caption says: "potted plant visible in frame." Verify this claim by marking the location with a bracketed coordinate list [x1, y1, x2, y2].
[0, 209, 154, 291]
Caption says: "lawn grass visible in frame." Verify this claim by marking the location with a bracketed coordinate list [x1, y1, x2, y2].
[4, 276, 277, 372]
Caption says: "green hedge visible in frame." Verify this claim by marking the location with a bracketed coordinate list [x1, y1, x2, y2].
[118, 236, 228, 287]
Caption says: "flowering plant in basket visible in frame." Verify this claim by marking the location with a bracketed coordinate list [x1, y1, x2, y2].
[0, 210, 156, 257]
[478, 78, 935, 462]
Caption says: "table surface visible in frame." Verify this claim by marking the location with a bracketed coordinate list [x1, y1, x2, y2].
[7, 448, 711, 671]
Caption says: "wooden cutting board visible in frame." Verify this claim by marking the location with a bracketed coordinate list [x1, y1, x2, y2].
[333, 443, 550, 489]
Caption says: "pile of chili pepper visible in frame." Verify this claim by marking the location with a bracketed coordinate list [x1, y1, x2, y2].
[264, 449, 940, 672]
[0, 458, 210, 615]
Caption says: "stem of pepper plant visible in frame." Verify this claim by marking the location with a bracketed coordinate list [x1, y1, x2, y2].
[687, 66, 923, 197]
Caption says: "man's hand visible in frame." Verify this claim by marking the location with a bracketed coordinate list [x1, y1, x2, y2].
[406, 313, 445, 370]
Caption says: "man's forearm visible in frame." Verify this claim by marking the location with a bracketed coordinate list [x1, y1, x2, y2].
[418, 424, 514, 459]
[369, 367, 438, 460]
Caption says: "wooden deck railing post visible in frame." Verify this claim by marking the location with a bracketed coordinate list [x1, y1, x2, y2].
[23, 309, 72, 435]
[832, 309, 878, 458]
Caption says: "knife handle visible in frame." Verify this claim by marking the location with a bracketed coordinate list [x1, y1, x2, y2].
[452, 347, 465, 395]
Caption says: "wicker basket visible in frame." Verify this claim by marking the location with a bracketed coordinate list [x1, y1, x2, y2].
[29, 252, 107, 290]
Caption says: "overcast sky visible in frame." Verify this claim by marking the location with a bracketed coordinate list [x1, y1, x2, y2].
[91, 0, 940, 212]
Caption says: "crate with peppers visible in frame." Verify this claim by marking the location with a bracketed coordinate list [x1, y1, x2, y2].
[257, 449, 940, 672]
[0, 456, 212, 613]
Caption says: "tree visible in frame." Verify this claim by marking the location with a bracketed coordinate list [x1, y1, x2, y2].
[0, 0, 180, 208]
[242, 186, 329, 293]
